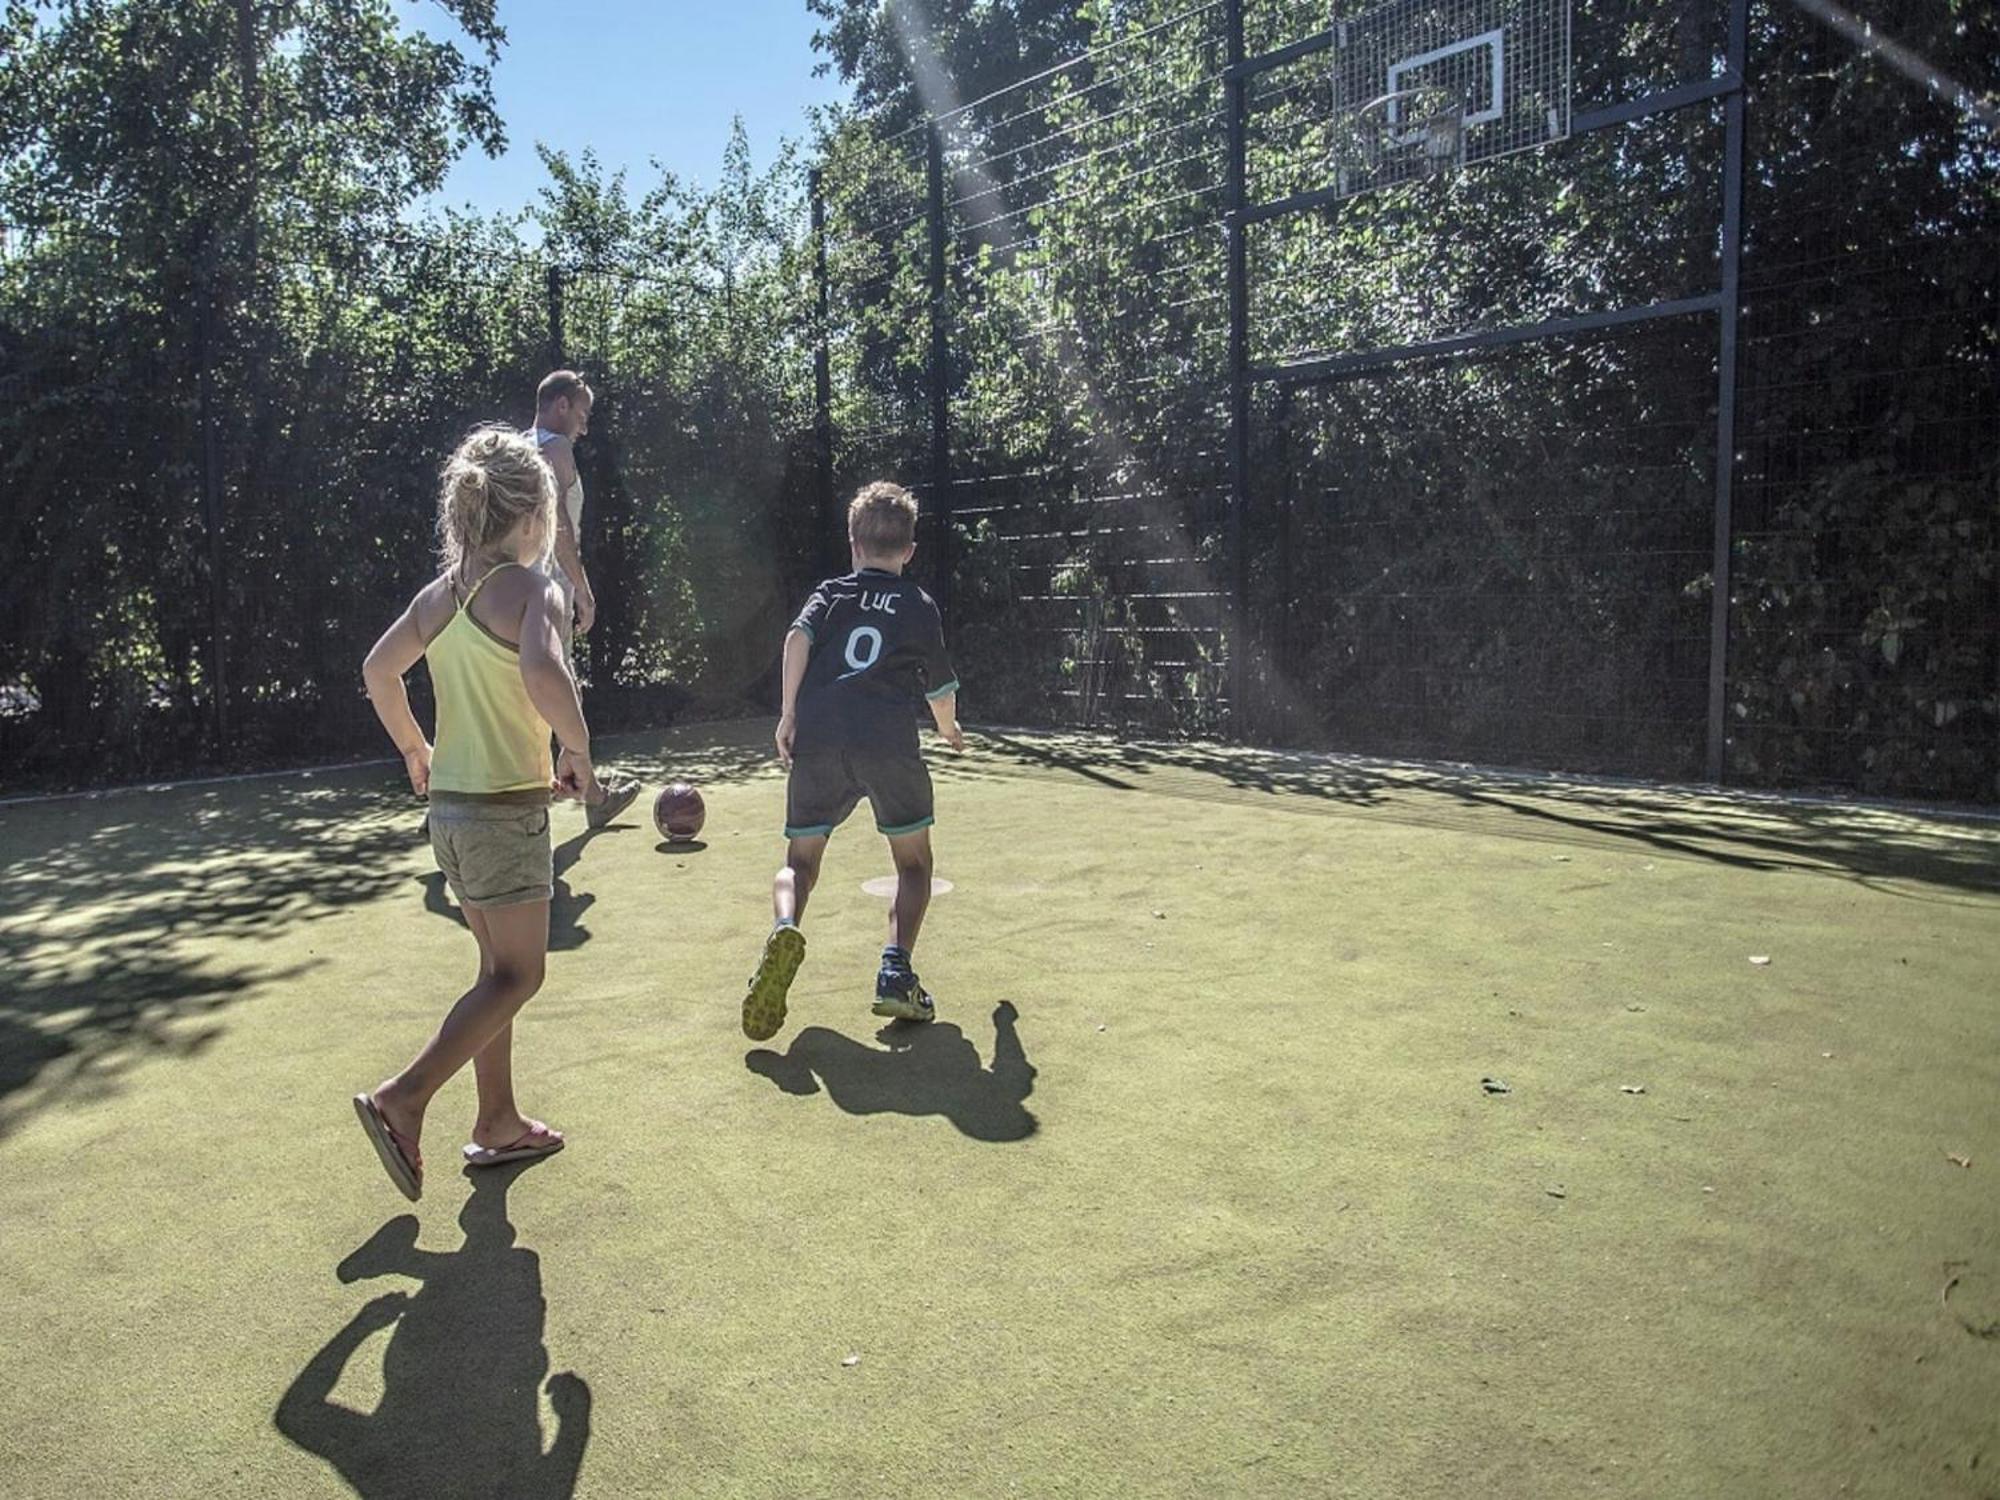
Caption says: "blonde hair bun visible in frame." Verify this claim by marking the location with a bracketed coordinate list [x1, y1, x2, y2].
[437, 425, 557, 582]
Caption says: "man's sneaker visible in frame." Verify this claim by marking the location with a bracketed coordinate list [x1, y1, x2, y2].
[586, 777, 640, 830]
[871, 966, 936, 1024]
[742, 924, 807, 1041]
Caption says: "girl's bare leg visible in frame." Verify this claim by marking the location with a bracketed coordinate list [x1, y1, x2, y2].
[370, 899, 550, 1153]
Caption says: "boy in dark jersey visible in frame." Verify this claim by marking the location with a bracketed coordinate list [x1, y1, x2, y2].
[741, 482, 963, 1041]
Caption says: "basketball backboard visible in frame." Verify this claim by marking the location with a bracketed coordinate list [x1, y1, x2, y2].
[1330, 0, 1572, 196]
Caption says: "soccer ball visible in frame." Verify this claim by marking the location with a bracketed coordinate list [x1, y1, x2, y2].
[653, 783, 705, 843]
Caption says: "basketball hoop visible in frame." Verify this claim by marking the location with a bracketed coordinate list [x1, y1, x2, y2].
[1327, 0, 1572, 201]
[1331, 86, 1468, 195]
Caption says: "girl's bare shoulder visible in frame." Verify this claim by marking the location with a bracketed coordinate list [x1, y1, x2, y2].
[410, 574, 457, 641]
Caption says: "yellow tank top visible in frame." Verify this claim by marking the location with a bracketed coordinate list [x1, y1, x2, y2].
[426, 564, 553, 800]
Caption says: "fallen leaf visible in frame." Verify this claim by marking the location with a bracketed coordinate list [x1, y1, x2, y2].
[1625, 1003, 1647, 1012]
[1749, 955, 1772, 966]
[1151, 909, 1166, 920]
[1552, 855, 1571, 863]
[1821, 1051, 1833, 1059]
[1545, 1187, 1567, 1199]
[1620, 1084, 1647, 1095]
[1947, 1153, 1972, 1169]
[1096, 1024, 1107, 1033]
[1481, 1077, 1512, 1095]
[841, 1354, 861, 1368]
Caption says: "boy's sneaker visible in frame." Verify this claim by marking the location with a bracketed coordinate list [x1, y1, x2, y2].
[871, 965, 936, 1024]
[586, 776, 640, 830]
[742, 924, 807, 1041]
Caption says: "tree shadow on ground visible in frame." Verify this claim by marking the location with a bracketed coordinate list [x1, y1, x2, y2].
[968, 729, 2000, 897]
[275, 1158, 589, 1499]
[746, 1001, 1038, 1142]
[595, 721, 778, 790]
[0, 723, 777, 1135]
[0, 773, 414, 1134]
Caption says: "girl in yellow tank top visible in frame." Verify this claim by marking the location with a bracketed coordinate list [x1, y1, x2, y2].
[351, 425, 601, 1202]
[425, 561, 556, 799]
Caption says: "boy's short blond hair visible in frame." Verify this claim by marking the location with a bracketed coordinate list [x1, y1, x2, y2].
[848, 481, 919, 556]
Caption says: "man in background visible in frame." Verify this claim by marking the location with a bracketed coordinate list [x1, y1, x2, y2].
[531, 371, 638, 829]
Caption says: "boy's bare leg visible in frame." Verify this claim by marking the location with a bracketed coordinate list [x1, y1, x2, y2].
[370, 899, 550, 1151]
[773, 835, 827, 925]
[885, 829, 933, 952]
[873, 829, 937, 1023]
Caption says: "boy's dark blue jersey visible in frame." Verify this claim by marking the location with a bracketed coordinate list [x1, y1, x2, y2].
[791, 568, 958, 753]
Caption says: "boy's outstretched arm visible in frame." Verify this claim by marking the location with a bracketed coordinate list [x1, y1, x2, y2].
[774, 627, 811, 767]
[363, 597, 433, 795]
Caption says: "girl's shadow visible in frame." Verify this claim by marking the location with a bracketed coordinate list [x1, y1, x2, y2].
[275, 1160, 590, 1499]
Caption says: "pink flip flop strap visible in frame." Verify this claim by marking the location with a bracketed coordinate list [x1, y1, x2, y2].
[495, 1122, 560, 1154]
[371, 1098, 423, 1170]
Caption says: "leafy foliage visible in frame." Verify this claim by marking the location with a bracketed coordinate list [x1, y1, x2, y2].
[0, 0, 1993, 800]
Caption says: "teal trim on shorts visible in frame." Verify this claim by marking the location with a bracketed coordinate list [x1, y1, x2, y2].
[925, 678, 960, 701]
[784, 822, 836, 839]
[877, 815, 935, 836]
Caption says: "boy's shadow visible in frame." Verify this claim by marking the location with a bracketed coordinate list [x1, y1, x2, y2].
[275, 1160, 590, 1499]
[421, 825, 611, 951]
[746, 1001, 1038, 1142]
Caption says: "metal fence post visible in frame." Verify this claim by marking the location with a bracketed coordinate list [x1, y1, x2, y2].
[1706, 0, 1749, 783]
[1224, 0, 1250, 738]
[195, 255, 231, 755]
[546, 264, 566, 369]
[811, 168, 836, 578]
[926, 124, 953, 619]
[1274, 384, 1295, 697]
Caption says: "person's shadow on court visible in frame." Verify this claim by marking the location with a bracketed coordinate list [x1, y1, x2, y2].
[746, 1001, 1038, 1142]
[275, 1160, 590, 1499]
[420, 825, 609, 952]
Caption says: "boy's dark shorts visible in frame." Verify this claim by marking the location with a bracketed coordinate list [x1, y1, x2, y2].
[785, 747, 934, 839]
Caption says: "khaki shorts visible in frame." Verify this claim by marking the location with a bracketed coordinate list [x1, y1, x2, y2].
[428, 801, 553, 909]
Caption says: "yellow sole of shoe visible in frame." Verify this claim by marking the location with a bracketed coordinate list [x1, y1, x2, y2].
[742, 926, 806, 1041]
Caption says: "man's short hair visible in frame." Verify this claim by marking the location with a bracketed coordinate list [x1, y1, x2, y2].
[537, 370, 593, 410]
[848, 481, 919, 556]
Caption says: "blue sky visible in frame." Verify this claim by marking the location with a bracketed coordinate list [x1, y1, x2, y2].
[412, 1, 851, 214]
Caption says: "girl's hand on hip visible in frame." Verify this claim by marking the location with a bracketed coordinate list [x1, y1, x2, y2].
[403, 743, 432, 796]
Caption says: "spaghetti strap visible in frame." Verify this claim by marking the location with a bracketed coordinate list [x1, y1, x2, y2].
[459, 562, 523, 613]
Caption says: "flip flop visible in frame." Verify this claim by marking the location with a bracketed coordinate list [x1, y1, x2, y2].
[462, 1121, 565, 1169]
[353, 1092, 423, 1202]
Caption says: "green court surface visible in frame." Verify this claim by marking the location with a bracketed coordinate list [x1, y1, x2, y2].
[2, 722, 1996, 1500]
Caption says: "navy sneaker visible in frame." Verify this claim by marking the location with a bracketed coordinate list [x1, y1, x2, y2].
[871, 964, 936, 1023]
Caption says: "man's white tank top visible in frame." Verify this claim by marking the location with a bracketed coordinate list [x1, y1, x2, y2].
[530, 425, 585, 589]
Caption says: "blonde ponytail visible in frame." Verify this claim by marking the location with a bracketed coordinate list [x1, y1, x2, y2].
[437, 425, 557, 585]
